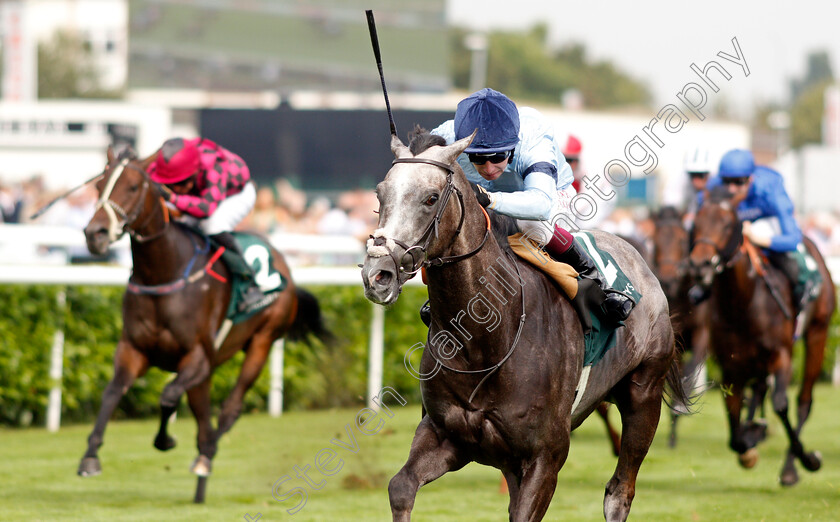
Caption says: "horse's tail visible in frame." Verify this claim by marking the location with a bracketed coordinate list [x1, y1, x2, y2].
[287, 287, 335, 346]
[663, 347, 698, 417]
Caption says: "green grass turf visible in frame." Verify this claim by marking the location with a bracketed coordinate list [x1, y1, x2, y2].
[1, 384, 839, 521]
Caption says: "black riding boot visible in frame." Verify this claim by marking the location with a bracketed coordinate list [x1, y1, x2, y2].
[550, 241, 635, 323]
[768, 251, 805, 314]
[211, 232, 264, 312]
[419, 300, 432, 327]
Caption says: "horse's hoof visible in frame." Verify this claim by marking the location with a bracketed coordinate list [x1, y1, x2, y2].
[780, 468, 799, 487]
[738, 448, 759, 469]
[802, 451, 822, 472]
[78, 457, 102, 477]
[154, 435, 177, 452]
[190, 455, 212, 477]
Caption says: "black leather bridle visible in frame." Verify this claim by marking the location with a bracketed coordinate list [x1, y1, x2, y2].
[368, 157, 491, 280]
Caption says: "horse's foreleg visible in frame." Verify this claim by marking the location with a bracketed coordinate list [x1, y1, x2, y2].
[389, 417, 467, 522]
[216, 336, 272, 438]
[606, 367, 665, 522]
[79, 342, 148, 476]
[154, 347, 212, 452]
[509, 452, 564, 522]
[186, 377, 215, 502]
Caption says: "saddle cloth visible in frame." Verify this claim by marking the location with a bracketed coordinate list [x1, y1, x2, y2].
[224, 232, 287, 323]
[508, 231, 642, 367]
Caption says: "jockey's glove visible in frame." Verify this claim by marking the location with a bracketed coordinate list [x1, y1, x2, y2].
[471, 183, 493, 208]
[157, 184, 175, 202]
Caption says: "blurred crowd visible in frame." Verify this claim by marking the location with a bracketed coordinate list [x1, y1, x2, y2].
[237, 179, 379, 242]
[3, 174, 840, 259]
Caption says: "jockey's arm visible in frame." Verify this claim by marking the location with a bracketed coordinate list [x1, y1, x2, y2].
[168, 164, 230, 218]
[764, 189, 802, 252]
[486, 168, 556, 221]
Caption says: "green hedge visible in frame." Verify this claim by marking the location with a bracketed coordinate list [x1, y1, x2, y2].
[0, 284, 428, 427]
[0, 283, 836, 427]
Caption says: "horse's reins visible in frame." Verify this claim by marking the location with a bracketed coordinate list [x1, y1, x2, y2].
[364, 13, 522, 402]
[692, 210, 792, 318]
[96, 160, 171, 243]
[370, 156, 525, 404]
[691, 217, 743, 274]
[427, 250, 528, 404]
[96, 158, 222, 296]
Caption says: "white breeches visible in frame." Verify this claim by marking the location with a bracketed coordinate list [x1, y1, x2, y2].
[200, 181, 257, 235]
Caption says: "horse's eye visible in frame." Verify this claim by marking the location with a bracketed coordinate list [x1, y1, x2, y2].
[424, 194, 439, 206]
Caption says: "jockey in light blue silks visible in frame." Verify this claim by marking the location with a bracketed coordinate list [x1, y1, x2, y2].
[429, 88, 634, 325]
[700, 149, 820, 318]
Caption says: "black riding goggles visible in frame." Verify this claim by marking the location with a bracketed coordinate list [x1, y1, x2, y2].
[688, 171, 708, 179]
[468, 150, 513, 165]
[723, 176, 750, 186]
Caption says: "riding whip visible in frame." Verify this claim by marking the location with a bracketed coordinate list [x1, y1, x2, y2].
[29, 171, 105, 220]
[365, 9, 398, 137]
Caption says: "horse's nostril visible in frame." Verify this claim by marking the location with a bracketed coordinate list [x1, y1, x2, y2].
[374, 270, 393, 286]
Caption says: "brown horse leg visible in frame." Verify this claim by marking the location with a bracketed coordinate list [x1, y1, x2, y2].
[216, 337, 273, 438]
[605, 368, 665, 522]
[597, 402, 621, 457]
[508, 452, 564, 521]
[501, 470, 520, 515]
[153, 348, 212, 452]
[770, 352, 822, 487]
[721, 382, 760, 467]
[79, 342, 149, 476]
[389, 417, 467, 522]
[186, 378, 215, 503]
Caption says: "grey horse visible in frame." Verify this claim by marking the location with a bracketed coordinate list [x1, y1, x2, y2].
[361, 131, 688, 521]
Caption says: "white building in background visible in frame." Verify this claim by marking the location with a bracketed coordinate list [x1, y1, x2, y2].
[0, 100, 171, 190]
[1, 0, 128, 98]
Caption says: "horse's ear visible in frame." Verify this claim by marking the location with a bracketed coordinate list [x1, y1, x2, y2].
[106, 145, 115, 164]
[442, 129, 477, 164]
[140, 149, 159, 170]
[391, 134, 411, 159]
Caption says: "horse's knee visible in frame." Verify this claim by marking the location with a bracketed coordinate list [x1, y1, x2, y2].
[388, 470, 417, 514]
[160, 388, 182, 409]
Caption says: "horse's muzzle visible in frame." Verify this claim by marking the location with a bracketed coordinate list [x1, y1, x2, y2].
[84, 223, 111, 256]
[361, 256, 402, 305]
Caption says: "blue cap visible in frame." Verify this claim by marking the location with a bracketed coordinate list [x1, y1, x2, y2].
[454, 88, 520, 153]
[718, 149, 755, 178]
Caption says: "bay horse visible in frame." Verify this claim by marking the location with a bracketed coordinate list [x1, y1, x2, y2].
[361, 131, 689, 521]
[688, 186, 835, 485]
[650, 206, 709, 447]
[79, 148, 330, 502]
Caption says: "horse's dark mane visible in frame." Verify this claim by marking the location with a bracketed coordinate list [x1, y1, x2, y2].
[707, 185, 732, 203]
[117, 147, 138, 161]
[656, 206, 682, 222]
[488, 211, 518, 252]
[408, 125, 446, 154]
